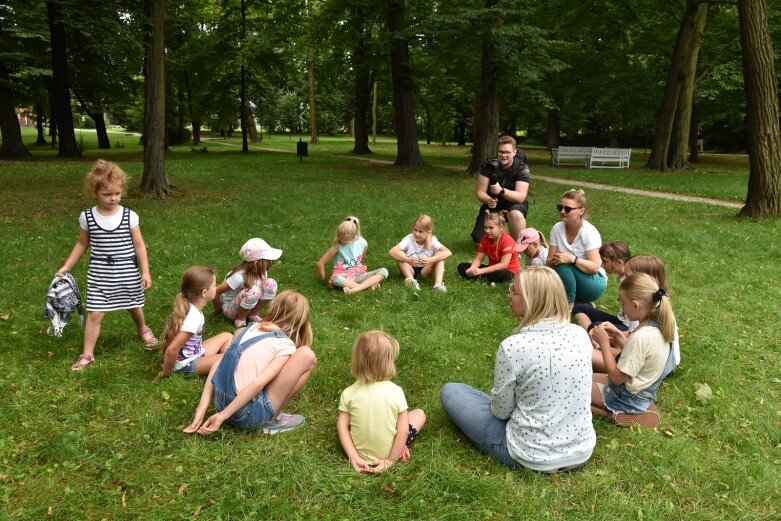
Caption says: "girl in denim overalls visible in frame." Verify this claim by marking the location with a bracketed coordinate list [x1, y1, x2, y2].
[591, 273, 677, 424]
[183, 290, 317, 435]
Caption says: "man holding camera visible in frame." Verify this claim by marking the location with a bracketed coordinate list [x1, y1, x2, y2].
[470, 135, 530, 243]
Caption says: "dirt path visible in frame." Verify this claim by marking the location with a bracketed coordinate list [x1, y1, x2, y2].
[202, 140, 743, 209]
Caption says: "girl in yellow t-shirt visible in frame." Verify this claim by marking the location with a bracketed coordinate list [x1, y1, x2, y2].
[337, 331, 426, 473]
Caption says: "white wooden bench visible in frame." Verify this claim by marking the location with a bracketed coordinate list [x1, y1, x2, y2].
[551, 146, 593, 167]
[588, 148, 631, 169]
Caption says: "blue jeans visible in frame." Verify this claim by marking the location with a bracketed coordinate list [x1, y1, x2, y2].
[439, 383, 525, 470]
[211, 328, 285, 429]
[553, 264, 607, 303]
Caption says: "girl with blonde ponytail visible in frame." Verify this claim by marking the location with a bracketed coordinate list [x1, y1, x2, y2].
[157, 267, 233, 379]
[591, 273, 678, 425]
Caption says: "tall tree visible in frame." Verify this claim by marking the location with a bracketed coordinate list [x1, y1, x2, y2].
[140, 0, 170, 197]
[387, 0, 424, 166]
[646, 0, 708, 171]
[468, 0, 500, 173]
[46, 1, 80, 158]
[351, 4, 373, 154]
[738, 0, 781, 218]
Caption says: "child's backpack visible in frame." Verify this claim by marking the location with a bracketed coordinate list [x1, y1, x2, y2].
[44, 273, 85, 337]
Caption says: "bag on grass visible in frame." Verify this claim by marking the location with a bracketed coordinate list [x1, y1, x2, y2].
[44, 273, 84, 337]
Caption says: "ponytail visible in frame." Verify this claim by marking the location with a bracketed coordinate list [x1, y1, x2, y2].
[619, 273, 676, 342]
[161, 292, 190, 354]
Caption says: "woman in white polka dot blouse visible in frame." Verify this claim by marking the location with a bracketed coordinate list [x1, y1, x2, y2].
[440, 267, 596, 473]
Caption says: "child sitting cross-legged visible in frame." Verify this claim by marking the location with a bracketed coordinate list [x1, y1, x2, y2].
[337, 331, 426, 473]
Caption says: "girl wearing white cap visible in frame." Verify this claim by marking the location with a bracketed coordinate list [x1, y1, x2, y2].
[214, 238, 282, 328]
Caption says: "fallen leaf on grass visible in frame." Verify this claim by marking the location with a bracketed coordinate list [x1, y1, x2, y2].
[121, 490, 127, 508]
[694, 383, 713, 404]
[178, 484, 186, 495]
[663, 430, 675, 438]
[0, 312, 10, 321]
[48, 506, 52, 516]
[194, 506, 202, 516]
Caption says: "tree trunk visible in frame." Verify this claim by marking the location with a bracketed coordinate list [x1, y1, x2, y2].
[46, 1, 81, 158]
[0, 68, 31, 158]
[141, 0, 170, 198]
[372, 80, 378, 145]
[688, 102, 700, 162]
[93, 111, 111, 149]
[388, 0, 424, 166]
[646, 0, 707, 171]
[738, 0, 781, 218]
[547, 109, 560, 149]
[177, 85, 185, 145]
[45, 77, 58, 147]
[351, 7, 372, 154]
[468, 0, 500, 173]
[456, 120, 466, 146]
[307, 46, 319, 144]
[244, 100, 258, 142]
[35, 101, 47, 145]
[239, 0, 248, 153]
[184, 71, 200, 145]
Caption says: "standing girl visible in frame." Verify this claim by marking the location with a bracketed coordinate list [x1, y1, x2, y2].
[214, 238, 282, 328]
[513, 227, 548, 267]
[591, 273, 678, 426]
[56, 160, 155, 372]
[337, 330, 426, 473]
[457, 210, 519, 284]
[547, 188, 607, 305]
[317, 216, 388, 294]
[157, 266, 233, 378]
[184, 290, 317, 435]
[388, 214, 452, 293]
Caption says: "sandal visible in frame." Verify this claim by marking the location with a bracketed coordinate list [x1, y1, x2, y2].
[613, 404, 660, 428]
[138, 327, 158, 348]
[69, 354, 94, 372]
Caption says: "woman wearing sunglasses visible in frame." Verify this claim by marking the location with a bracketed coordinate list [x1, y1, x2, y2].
[547, 189, 607, 306]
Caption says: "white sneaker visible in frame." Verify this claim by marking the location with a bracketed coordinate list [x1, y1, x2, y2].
[433, 284, 447, 293]
[261, 412, 305, 435]
[404, 277, 420, 291]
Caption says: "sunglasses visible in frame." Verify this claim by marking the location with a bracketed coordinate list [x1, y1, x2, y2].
[556, 204, 581, 213]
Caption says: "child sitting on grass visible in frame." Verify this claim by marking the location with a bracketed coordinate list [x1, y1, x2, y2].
[317, 216, 388, 294]
[457, 210, 519, 284]
[214, 238, 282, 328]
[388, 214, 452, 293]
[337, 331, 426, 473]
[591, 273, 678, 425]
[157, 266, 232, 378]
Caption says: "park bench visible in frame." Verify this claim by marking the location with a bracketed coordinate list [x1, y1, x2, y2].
[551, 146, 593, 167]
[588, 147, 632, 169]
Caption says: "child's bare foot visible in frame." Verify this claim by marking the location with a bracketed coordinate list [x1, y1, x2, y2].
[343, 287, 356, 294]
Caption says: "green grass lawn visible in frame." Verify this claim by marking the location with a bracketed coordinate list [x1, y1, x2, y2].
[1, 130, 779, 519]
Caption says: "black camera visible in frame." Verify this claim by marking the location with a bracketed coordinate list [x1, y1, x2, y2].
[480, 157, 503, 199]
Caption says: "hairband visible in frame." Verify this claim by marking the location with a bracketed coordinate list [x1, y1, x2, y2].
[652, 288, 667, 302]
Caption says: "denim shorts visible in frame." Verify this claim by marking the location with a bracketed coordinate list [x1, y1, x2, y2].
[175, 357, 201, 375]
[600, 382, 655, 415]
[215, 388, 275, 429]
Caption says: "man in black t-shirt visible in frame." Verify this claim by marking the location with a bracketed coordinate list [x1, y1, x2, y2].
[471, 135, 531, 243]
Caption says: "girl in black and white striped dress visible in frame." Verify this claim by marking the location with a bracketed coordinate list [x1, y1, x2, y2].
[57, 160, 156, 372]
